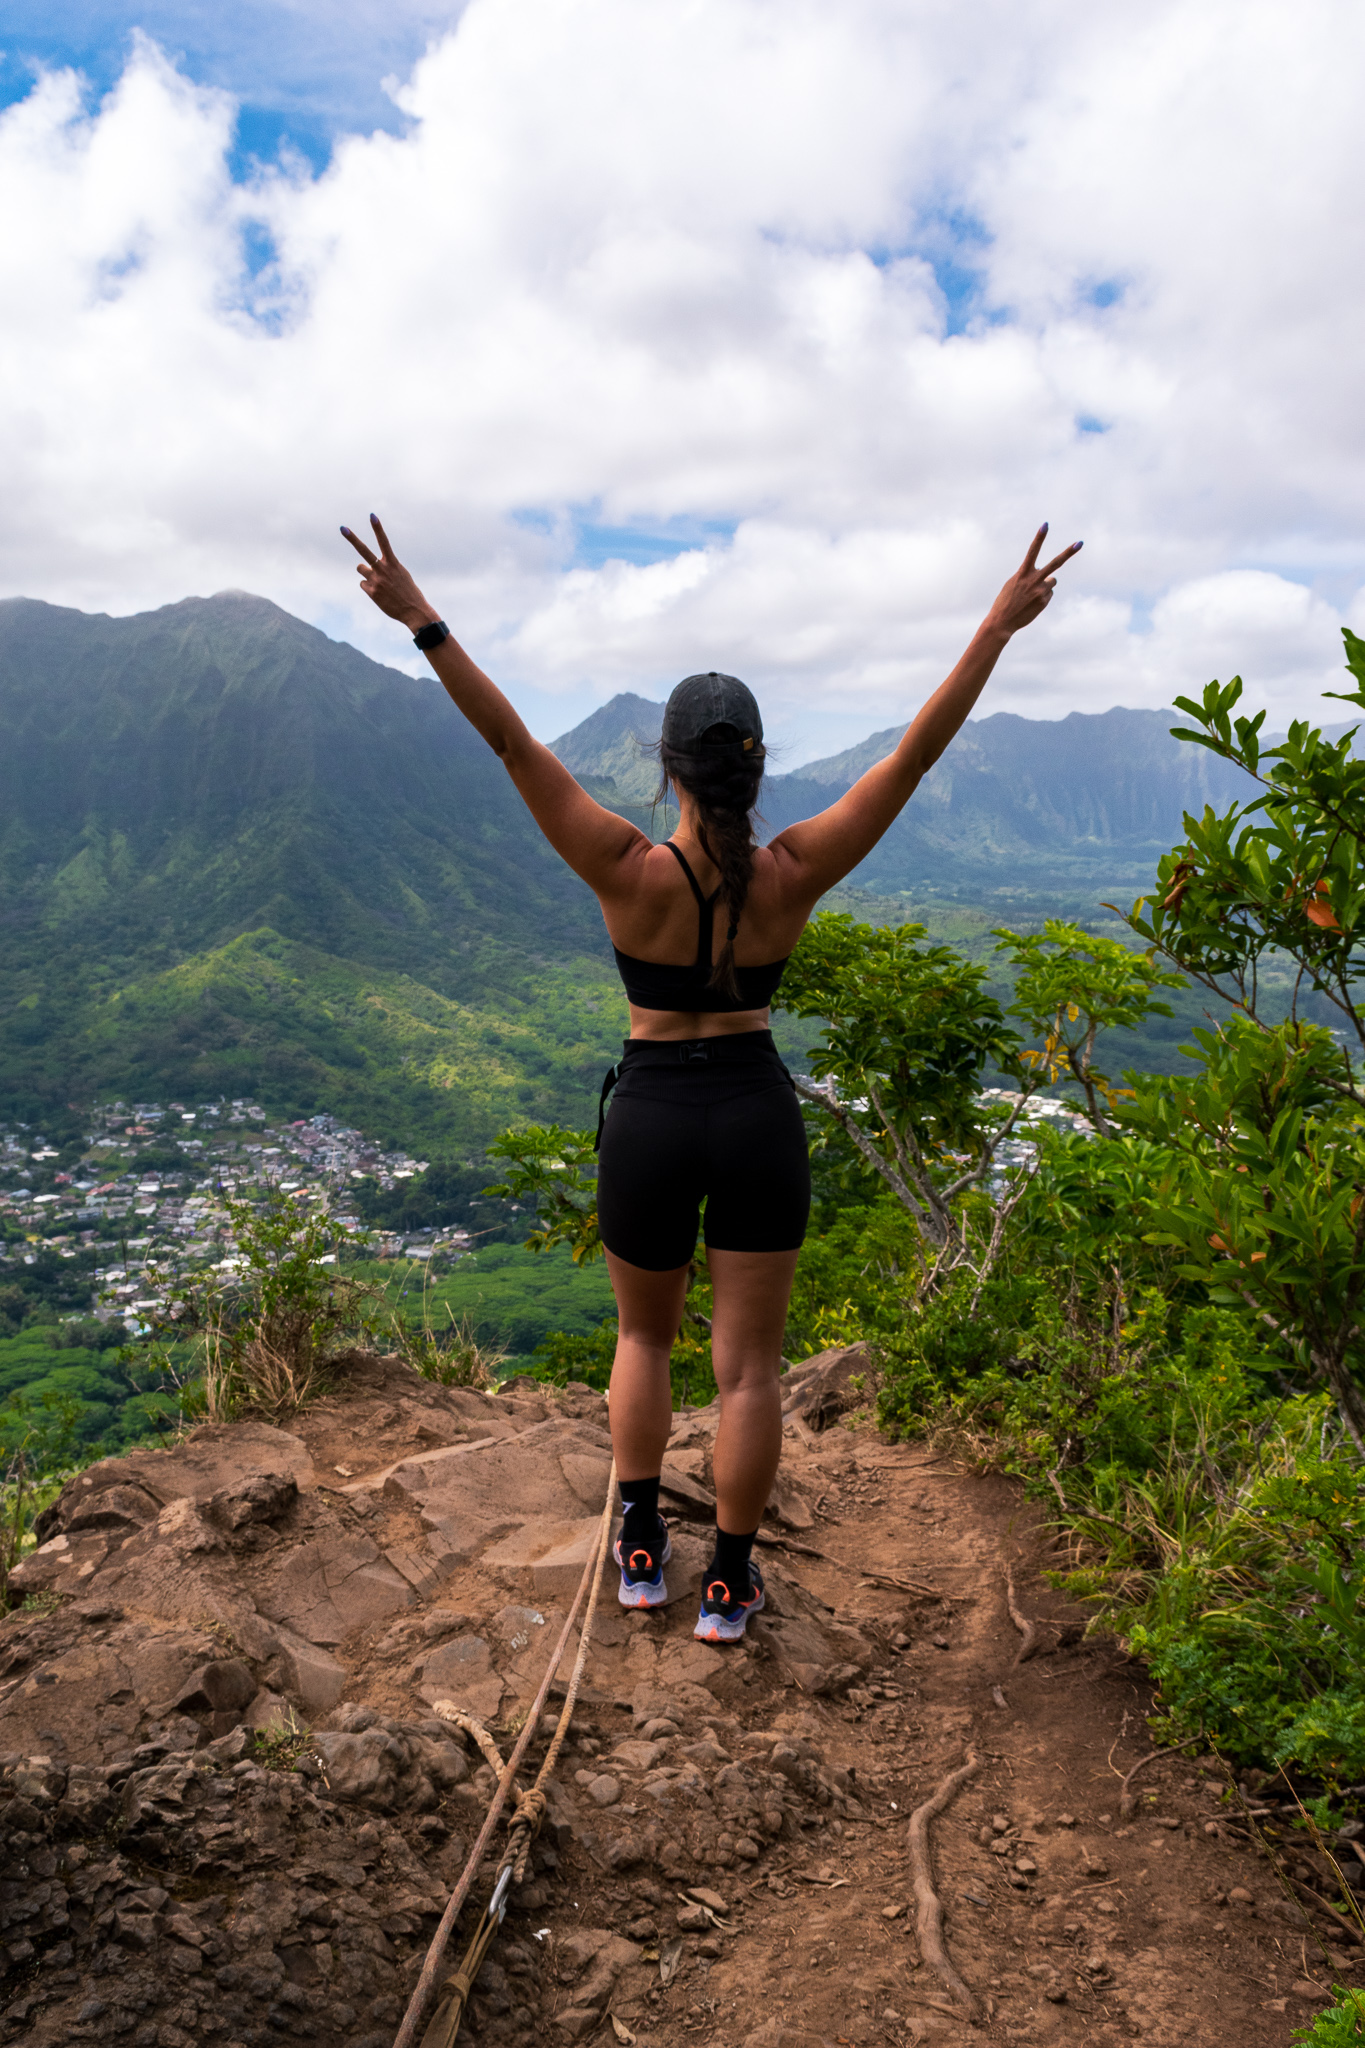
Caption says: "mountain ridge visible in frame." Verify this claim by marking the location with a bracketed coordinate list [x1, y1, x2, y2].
[0, 588, 1288, 1139]
[548, 688, 1261, 889]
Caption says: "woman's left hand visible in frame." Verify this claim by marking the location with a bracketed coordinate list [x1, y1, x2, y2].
[340, 515, 439, 632]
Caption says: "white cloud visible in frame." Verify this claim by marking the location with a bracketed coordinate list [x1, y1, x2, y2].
[1, 0, 1363, 758]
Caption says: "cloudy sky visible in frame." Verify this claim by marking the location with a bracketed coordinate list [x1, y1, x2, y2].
[3, 0, 1363, 759]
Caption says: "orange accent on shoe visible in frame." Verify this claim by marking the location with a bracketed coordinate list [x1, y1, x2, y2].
[705, 1581, 731, 1605]
[628, 1551, 654, 1572]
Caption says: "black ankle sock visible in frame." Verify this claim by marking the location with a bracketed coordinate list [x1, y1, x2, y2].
[706, 1525, 758, 1604]
[619, 1477, 662, 1555]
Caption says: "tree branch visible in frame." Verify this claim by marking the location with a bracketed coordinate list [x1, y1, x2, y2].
[793, 1076, 945, 1245]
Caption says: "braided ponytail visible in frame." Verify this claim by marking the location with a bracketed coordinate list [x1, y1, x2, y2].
[656, 722, 766, 999]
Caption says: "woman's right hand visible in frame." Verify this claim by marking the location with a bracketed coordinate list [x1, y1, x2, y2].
[340, 514, 440, 632]
[982, 524, 1083, 639]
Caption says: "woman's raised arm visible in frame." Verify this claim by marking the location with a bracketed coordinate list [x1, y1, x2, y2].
[342, 515, 647, 892]
[768, 524, 1082, 902]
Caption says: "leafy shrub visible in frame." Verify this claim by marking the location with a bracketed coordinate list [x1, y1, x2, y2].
[1292, 1991, 1365, 2043]
[530, 1322, 616, 1391]
[135, 1188, 377, 1419]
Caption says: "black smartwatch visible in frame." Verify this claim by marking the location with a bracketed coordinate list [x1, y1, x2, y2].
[413, 619, 451, 652]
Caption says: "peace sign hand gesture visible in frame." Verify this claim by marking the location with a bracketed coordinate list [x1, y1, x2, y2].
[983, 524, 1083, 639]
[340, 515, 439, 633]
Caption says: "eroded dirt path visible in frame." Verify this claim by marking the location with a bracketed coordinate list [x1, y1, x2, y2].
[498, 1404, 1360, 2048]
[3, 1349, 1356, 2048]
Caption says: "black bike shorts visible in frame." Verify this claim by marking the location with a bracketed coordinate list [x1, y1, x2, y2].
[596, 1030, 811, 1271]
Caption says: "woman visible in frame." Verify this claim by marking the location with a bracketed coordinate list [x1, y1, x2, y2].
[341, 515, 1080, 1642]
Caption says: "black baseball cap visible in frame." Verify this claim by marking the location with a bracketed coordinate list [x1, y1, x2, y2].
[661, 671, 764, 755]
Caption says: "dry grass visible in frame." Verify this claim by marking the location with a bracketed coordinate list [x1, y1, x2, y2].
[390, 1304, 506, 1390]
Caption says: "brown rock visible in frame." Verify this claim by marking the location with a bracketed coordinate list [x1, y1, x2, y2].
[65, 1481, 161, 1533]
[256, 1619, 347, 1715]
[483, 1517, 606, 1601]
[764, 1468, 815, 1531]
[171, 1659, 257, 1717]
[686, 1887, 729, 1913]
[417, 1635, 503, 1720]
[203, 1467, 298, 1530]
[552, 2006, 604, 2040]
[613, 1739, 669, 1771]
[778, 1344, 872, 1429]
[559, 1449, 615, 1507]
[255, 1530, 414, 1645]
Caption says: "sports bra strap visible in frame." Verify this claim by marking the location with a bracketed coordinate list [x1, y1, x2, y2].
[663, 841, 720, 973]
[663, 840, 719, 908]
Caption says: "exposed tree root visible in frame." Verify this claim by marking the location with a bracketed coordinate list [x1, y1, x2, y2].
[907, 1748, 982, 2020]
[1116, 1742, 1187, 1818]
[754, 1529, 939, 1597]
[1005, 1564, 1040, 1667]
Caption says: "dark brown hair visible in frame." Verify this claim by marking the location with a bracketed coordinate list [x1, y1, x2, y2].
[656, 722, 767, 998]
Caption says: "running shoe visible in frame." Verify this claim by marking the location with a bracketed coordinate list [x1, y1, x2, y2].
[614, 1522, 672, 1609]
[693, 1562, 765, 1643]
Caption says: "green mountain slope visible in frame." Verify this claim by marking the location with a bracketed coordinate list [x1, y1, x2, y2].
[0, 592, 604, 972]
[0, 593, 623, 1135]
[74, 928, 629, 1152]
[544, 690, 664, 808]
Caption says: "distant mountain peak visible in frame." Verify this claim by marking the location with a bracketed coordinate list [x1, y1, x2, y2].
[549, 691, 665, 804]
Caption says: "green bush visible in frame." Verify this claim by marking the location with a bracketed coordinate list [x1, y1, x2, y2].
[1293, 1991, 1365, 2043]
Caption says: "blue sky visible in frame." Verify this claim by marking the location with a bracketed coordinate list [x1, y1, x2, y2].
[0, 0, 451, 173]
[1, 0, 1361, 754]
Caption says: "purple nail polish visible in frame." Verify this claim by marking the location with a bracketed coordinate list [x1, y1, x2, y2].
[1041, 521, 1049, 533]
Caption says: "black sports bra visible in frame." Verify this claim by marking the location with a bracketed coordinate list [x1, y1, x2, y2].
[612, 842, 790, 1013]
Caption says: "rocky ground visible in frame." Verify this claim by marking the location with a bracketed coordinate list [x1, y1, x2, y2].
[2, 1346, 1359, 2047]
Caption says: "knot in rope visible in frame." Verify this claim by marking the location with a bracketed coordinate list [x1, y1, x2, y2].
[505, 1785, 547, 1883]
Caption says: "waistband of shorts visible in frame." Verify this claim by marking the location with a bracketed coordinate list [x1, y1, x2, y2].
[618, 1029, 782, 1069]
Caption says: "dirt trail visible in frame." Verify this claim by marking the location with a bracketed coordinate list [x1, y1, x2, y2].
[2, 1350, 1357, 2048]
[508, 1414, 1359, 2048]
